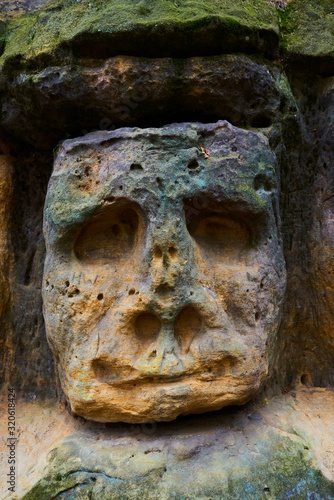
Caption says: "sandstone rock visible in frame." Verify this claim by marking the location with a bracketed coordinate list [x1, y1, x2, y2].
[0, 54, 283, 149]
[282, 0, 334, 74]
[0, 0, 279, 69]
[7, 389, 334, 499]
[0, 140, 13, 341]
[43, 121, 286, 422]
[0, 0, 333, 496]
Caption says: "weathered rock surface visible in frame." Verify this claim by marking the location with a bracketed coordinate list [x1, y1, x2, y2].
[43, 121, 286, 422]
[0, 0, 333, 497]
[0, 0, 280, 66]
[1, 388, 333, 499]
[282, 0, 334, 74]
[0, 0, 48, 21]
[0, 54, 285, 149]
[0, 140, 13, 322]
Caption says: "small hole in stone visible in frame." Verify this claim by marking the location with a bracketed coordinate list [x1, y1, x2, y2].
[255, 312, 260, 321]
[254, 173, 272, 192]
[263, 486, 270, 493]
[156, 177, 164, 190]
[97, 293, 103, 300]
[168, 246, 177, 258]
[301, 373, 311, 386]
[231, 146, 238, 152]
[260, 283, 264, 289]
[119, 185, 123, 190]
[65, 280, 69, 287]
[91, 476, 97, 482]
[104, 195, 115, 203]
[188, 159, 199, 170]
[304, 445, 309, 450]
[129, 289, 135, 295]
[153, 247, 163, 259]
[246, 289, 249, 292]
[130, 163, 143, 171]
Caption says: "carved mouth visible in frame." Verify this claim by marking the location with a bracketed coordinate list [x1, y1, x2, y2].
[91, 355, 240, 386]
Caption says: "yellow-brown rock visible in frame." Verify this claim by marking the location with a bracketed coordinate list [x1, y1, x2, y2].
[43, 121, 286, 422]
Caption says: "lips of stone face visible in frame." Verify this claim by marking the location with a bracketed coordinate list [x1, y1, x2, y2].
[43, 121, 286, 423]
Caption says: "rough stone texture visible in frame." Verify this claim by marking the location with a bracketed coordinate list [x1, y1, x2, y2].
[271, 74, 334, 389]
[0, 139, 14, 389]
[0, 0, 333, 496]
[43, 121, 286, 422]
[1, 388, 333, 499]
[0, 54, 284, 149]
[0, 0, 280, 67]
[0, 139, 13, 323]
[282, 0, 334, 74]
[0, 0, 49, 21]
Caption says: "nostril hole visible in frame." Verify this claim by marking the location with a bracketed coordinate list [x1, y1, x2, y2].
[174, 306, 202, 352]
[153, 247, 163, 259]
[168, 246, 177, 259]
[135, 313, 161, 338]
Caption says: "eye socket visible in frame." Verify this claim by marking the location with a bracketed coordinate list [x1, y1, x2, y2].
[74, 202, 140, 264]
[185, 201, 252, 260]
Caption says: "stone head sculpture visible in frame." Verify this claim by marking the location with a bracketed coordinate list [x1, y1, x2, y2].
[43, 121, 286, 422]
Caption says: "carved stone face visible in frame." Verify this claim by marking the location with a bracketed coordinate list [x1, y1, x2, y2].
[43, 121, 286, 422]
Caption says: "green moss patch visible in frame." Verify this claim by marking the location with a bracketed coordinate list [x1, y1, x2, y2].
[281, 0, 334, 73]
[0, 0, 280, 71]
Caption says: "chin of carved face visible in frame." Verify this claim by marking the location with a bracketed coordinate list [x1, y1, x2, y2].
[43, 121, 286, 423]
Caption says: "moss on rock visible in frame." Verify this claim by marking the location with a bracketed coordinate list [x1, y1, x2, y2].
[22, 431, 334, 499]
[281, 0, 334, 73]
[0, 0, 280, 71]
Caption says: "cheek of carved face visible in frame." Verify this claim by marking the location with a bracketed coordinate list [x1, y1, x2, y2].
[43, 122, 286, 423]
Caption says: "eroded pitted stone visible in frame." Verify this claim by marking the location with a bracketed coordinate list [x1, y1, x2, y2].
[43, 121, 286, 422]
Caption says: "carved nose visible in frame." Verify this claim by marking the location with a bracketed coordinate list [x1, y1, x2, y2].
[151, 242, 183, 292]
